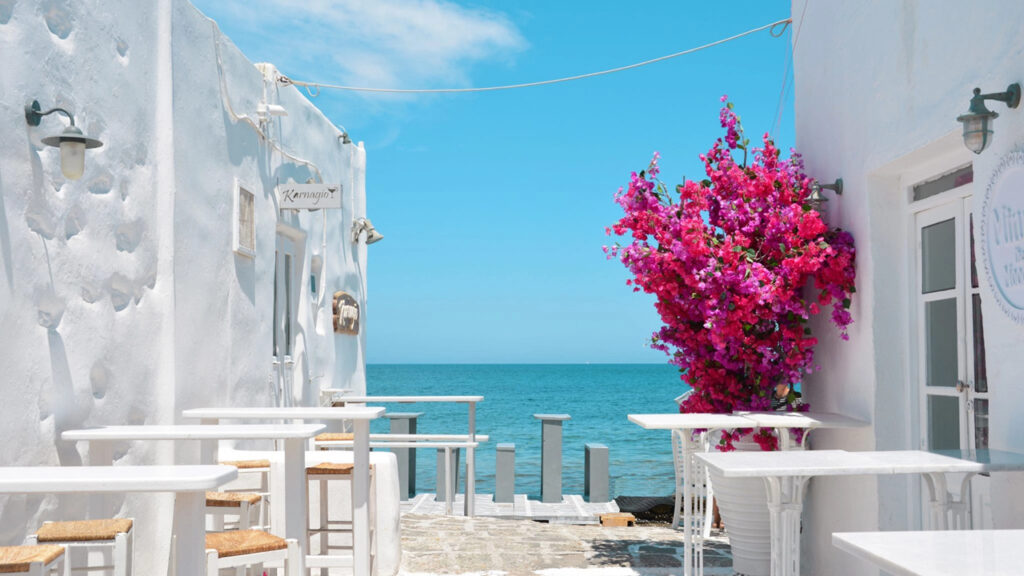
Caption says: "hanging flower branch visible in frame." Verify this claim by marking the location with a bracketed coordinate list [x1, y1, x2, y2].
[605, 97, 857, 450]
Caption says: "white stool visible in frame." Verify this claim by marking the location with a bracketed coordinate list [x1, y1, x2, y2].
[218, 459, 272, 528]
[205, 530, 299, 576]
[205, 492, 263, 531]
[0, 545, 65, 575]
[306, 462, 376, 574]
[29, 519, 132, 576]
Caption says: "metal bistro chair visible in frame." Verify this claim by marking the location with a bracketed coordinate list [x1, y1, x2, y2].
[671, 429, 715, 538]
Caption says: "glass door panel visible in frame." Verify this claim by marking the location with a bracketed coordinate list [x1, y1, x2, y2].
[922, 219, 957, 293]
[928, 395, 961, 450]
[925, 298, 958, 388]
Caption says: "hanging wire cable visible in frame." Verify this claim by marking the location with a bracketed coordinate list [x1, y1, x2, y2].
[210, 19, 325, 182]
[770, 3, 808, 138]
[279, 17, 791, 95]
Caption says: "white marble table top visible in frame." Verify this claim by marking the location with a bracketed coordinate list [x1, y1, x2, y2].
[628, 413, 756, 430]
[862, 450, 990, 474]
[321, 393, 484, 403]
[696, 449, 1000, 477]
[62, 423, 325, 441]
[182, 406, 385, 420]
[733, 411, 869, 429]
[930, 448, 1024, 471]
[833, 530, 1024, 576]
[0, 465, 237, 492]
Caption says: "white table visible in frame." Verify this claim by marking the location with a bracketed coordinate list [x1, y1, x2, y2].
[925, 449, 1024, 528]
[181, 406, 383, 576]
[321, 392, 484, 516]
[0, 465, 236, 576]
[628, 413, 754, 576]
[695, 449, 1003, 576]
[62, 422, 325, 553]
[833, 529, 1024, 575]
[733, 411, 869, 449]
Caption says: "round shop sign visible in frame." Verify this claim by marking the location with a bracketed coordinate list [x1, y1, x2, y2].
[981, 148, 1024, 323]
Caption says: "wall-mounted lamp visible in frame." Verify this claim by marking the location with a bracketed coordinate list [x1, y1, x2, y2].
[808, 178, 843, 211]
[351, 217, 383, 245]
[257, 103, 288, 122]
[956, 83, 1020, 154]
[24, 100, 103, 180]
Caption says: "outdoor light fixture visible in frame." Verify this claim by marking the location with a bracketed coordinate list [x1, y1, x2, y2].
[808, 178, 843, 211]
[24, 100, 103, 180]
[351, 217, 383, 245]
[956, 83, 1021, 154]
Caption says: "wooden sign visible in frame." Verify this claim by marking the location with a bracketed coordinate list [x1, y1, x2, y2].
[332, 291, 360, 335]
[276, 183, 342, 210]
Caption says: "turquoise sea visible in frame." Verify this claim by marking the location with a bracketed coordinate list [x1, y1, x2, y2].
[366, 364, 689, 499]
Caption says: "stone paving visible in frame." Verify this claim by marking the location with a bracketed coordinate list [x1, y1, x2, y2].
[398, 514, 733, 576]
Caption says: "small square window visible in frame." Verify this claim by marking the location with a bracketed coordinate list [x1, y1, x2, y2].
[234, 179, 256, 257]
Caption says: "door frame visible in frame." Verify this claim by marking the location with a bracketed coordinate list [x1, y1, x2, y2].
[906, 170, 992, 528]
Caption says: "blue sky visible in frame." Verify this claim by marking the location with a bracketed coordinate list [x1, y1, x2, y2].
[191, 1, 795, 364]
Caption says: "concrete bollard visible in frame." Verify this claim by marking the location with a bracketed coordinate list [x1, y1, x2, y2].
[533, 414, 571, 503]
[584, 443, 609, 503]
[495, 443, 515, 503]
[386, 412, 423, 500]
[436, 447, 461, 502]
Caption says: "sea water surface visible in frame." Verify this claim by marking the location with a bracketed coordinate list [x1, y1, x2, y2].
[366, 364, 688, 499]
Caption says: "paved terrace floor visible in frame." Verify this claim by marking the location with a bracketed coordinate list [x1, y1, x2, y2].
[398, 514, 733, 576]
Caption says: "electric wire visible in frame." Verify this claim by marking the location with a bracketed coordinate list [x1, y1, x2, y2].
[278, 17, 792, 96]
[210, 19, 326, 183]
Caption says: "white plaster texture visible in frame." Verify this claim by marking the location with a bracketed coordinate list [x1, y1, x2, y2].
[791, 1, 1024, 574]
[0, 1, 369, 573]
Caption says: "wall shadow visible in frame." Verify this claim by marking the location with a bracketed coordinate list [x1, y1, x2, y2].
[0, 163, 12, 293]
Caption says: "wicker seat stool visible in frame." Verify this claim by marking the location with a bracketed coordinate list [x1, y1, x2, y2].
[218, 460, 271, 528]
[313, 433, 353, 450]
[205, 492, 263, 532]
[306, 462, 375, 574]
[0, 545, 64, 575]
[28, 519, 132, 576]
[205, 530, 299, 576]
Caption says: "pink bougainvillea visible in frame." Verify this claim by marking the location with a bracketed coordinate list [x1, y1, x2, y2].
[605, 99, 856, 450]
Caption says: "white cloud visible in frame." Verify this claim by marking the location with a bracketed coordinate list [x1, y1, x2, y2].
[207, 0, 527, 90]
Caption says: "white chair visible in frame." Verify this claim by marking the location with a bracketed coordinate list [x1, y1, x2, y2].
[0, 545, 65, 575]
[28, 518, 132, 576]
[204, 530, 299, 576]
[206, 492, 263, 531]
[671, 429, 715, 538]
[306, 462, 376, 574]
[218, 459, 272, 528]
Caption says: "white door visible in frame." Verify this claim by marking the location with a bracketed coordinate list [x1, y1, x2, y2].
[915, 193, 991, 527]
[273, 230, 300, 407]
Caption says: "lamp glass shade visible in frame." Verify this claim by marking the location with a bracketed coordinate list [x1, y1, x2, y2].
[59, 140, 86, 180]
[961, 115, 992, 154]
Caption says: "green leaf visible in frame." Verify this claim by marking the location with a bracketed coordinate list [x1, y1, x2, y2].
[842, 298, 852, 309]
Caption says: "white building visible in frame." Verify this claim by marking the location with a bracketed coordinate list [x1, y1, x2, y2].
[793, 0, 1024, 573]
[0, 1, 370, 572]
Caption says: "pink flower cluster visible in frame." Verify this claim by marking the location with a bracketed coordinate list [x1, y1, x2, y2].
[605, 100, 857, 450]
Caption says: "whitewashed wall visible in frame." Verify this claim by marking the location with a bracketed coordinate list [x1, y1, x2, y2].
[0, 1, 367, 573]
[792, 0, 1024, 574]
